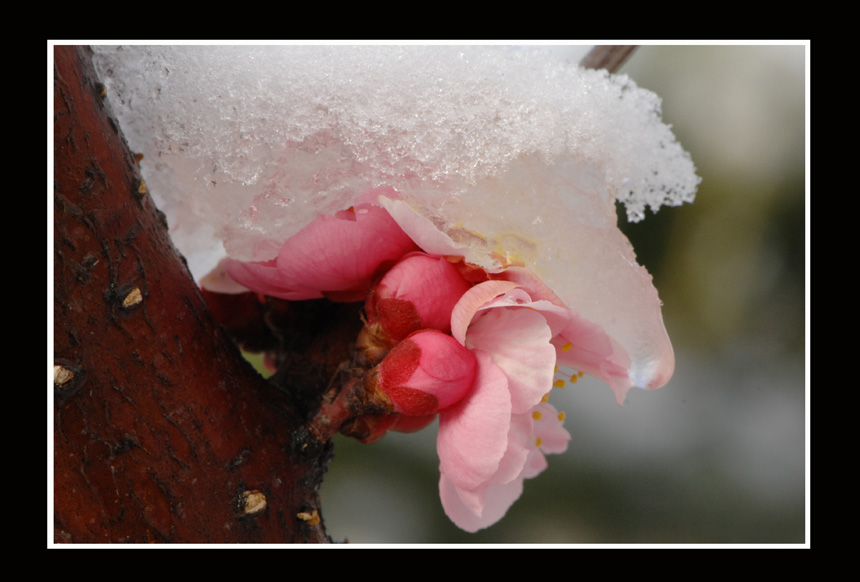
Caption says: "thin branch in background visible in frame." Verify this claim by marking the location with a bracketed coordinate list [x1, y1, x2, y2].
[580, 45, 637, 73]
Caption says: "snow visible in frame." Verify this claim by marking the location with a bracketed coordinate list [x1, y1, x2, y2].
[92, 45, 698, 281]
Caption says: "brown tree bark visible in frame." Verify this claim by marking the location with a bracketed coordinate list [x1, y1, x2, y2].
[53, 45, 342, 544]
[580, 45, 637, 73]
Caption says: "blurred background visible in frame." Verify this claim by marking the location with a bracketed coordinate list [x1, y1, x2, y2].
[318, 44, 807, 544]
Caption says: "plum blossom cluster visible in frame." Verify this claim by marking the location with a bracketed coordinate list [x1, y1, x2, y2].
[216, 188, 661, 532]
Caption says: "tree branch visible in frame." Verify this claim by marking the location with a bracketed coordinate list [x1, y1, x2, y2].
[53, 46, 334, 544]
[580, 45, 637, 73]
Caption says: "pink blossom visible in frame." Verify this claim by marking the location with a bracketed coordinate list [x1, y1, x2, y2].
[217, 190, 675, 533]
[380, 194, 673, 403]
[364, 252, 585, 531]
[224, 200, 418, 302]
[434, 280, 576, 531]
[439, 401, 570, 532]
[375, 195, 669, 531]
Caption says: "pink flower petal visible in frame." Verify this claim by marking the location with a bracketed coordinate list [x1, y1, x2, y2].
[465, 307, 556, 414]
[439, 472, 525, 533]
[437, 350, 511, 491]
[440, 405, 570, 532]
[376, 196, 467, 258]
[521, 448, 548, 480]
[502, 259, 675, 396]
[488, 411, 534, 486]
[476, 288, 571, 337]
[500, 267, 638, 403]
[439, 403, 570, 531]
[450, 280, 520, 345]
[531, 402, 570, 456]
[275, 202, 419, 295]
[555, 313, 632, 405]
[224, 258, 324, 300]
[498, 266, 564, 305]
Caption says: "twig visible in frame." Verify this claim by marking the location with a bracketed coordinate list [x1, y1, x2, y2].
[580, 46, 637, 73]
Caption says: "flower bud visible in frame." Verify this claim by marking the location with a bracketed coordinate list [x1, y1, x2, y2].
[368, 252, 471, 341]
[378, 330, 477, 415]
[339, 413, 399, 444]
[391, 413, 437, 434]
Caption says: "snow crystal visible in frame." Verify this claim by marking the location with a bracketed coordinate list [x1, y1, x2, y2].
[92, 45, 699, 283]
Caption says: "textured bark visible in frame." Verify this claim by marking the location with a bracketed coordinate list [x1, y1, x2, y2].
[580, 46, 637, 73]
[53, 45, 339, 544]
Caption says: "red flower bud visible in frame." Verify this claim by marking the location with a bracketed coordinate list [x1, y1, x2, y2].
[378, 330, 477, 415]
[368, 252, 471, 341]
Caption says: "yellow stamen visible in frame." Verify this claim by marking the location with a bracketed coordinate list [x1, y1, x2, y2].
[569, 374, 578, 383]
[532, 410, 543, 420]
[578, 371, 584, 377]
[535, 437, 543, 448]
[558, 411, 566, 422]
[541, 393, 550, 403]
[562, 343, 572, 352]
[553, 379, 566, 389]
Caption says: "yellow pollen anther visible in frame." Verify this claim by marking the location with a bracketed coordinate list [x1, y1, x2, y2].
[536, 437, 543, 448]
[541, 393, 550, 403]
[562, 343, 572, 352]
[569, 374, 578, 383]
[553, 379, 566, 389]
[578, 371, 584, 377]
[532, 411, 542, 420]
[554, 365, 558, 373]
[558, 411, 566, 422]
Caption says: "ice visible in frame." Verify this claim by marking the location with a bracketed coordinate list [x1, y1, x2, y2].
[91, 45, 698, 386]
